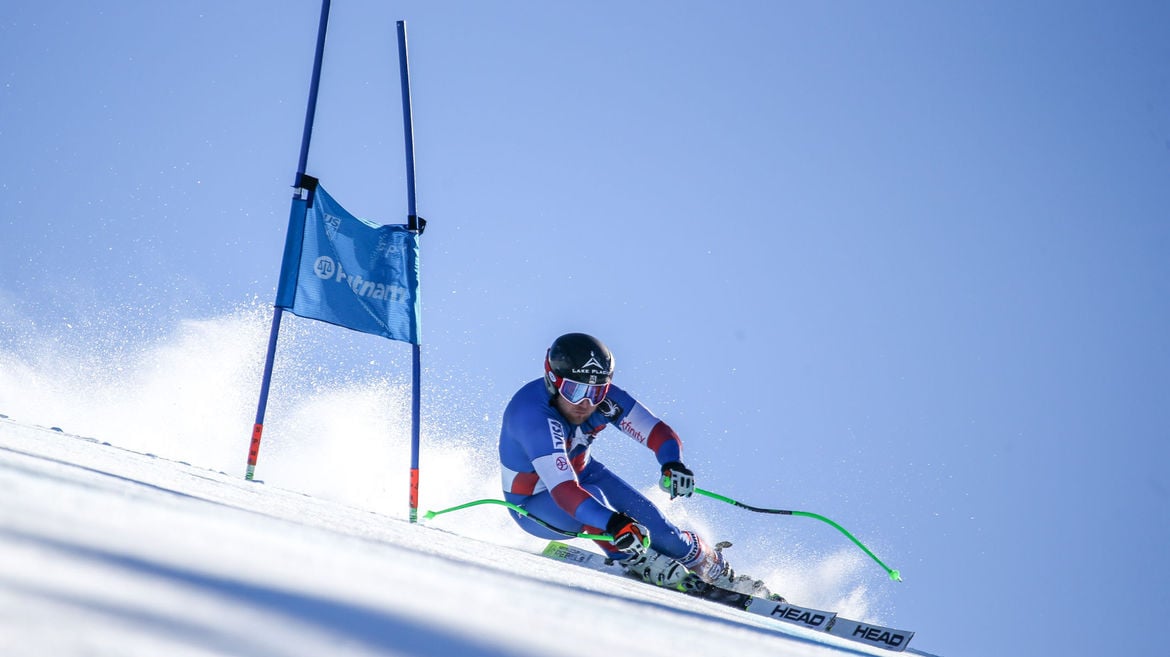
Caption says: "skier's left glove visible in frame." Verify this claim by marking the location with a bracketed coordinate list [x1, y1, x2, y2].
[660, 461, 695, 499]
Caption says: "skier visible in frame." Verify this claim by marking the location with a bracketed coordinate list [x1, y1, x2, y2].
[498, 332, 768, 594]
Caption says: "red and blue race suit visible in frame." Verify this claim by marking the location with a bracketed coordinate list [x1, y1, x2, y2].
[499, 378, 699, 560]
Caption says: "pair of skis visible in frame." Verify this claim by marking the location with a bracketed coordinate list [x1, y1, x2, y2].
[542, 541, 917, 653]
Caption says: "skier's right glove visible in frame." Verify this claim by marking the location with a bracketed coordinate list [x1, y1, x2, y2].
[606, 512, 649, 556]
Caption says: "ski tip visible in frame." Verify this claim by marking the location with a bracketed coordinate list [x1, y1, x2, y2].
[889, 569, 902, 582]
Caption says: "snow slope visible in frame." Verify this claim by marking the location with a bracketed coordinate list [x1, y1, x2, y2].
[0, 418, 936, 657]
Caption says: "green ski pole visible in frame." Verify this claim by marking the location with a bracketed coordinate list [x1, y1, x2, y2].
[677, 481, 903, 582]
[424, 498, 613, 541]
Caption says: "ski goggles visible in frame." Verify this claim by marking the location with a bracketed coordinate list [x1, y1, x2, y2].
[555, 377, 610, 406]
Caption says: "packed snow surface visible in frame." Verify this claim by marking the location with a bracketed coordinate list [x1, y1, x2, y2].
[0, 419, 934, 657]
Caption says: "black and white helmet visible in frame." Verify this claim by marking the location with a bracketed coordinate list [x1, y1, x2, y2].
[543, 333, 614, 405]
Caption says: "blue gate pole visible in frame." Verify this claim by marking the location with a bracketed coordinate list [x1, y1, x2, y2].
[397, 20, 424, 522]
[247, 0, 332, 481]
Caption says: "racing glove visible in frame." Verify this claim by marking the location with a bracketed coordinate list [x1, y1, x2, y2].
[660, 461, 695, 499]
[606, 512, 649, 555]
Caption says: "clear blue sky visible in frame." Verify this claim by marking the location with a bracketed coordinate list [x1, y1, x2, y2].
[3, 2, 1169, 656]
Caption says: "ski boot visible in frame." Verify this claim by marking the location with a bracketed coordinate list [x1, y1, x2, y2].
[684, 538, 782, 601]
[617, 548, 691, 589]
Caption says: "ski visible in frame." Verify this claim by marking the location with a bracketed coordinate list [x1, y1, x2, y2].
[542, 540, 916, 653]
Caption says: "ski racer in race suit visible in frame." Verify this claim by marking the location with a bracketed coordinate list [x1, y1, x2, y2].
[498, 332, 732, 586]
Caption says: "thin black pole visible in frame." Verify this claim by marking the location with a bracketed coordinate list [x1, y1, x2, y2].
[247, 0, 332, 481]
[295, 0, 332, 178]
[397, 20, 423, 522]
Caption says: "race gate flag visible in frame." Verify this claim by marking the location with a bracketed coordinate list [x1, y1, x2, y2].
[276, 183, 421, 344]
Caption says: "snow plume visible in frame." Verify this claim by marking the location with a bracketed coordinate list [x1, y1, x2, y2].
[0, 298, 274, 465]
[762, 548, 876, 621]
[633, 486, 884, 621]
[0, 300, 500, 523]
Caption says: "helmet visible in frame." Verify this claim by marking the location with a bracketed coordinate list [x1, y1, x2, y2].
[544, 333, 614, 402]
